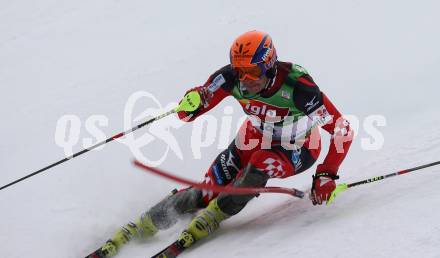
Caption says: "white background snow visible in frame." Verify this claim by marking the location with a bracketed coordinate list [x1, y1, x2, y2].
[1, 1, 439, 257]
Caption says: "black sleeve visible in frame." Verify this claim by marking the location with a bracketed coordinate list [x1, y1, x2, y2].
[204, 64, 238, 93]
[286, 75, 323, 115]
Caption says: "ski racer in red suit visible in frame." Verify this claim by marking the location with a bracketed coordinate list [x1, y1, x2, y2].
[86, 30, 354, 258]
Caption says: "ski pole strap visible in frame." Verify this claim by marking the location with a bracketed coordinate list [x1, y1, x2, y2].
[311, 172, 339, 195]
[313, 172, 340, 181]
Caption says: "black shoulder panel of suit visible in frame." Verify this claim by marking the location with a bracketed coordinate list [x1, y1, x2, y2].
[207, 64, 238, 92]
[284, 71, 323, 115]
[276, 61, 293, 74]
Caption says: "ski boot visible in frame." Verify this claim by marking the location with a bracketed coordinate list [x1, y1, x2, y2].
[186, 197, 230, 240]
[151, 198, 229, 258]
[86, 213, 158, 258]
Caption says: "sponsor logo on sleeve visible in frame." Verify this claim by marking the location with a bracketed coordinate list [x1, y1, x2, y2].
[305, 96, 319, 112]
[208, 74, 226, 93]
[309, 105, 333, 125]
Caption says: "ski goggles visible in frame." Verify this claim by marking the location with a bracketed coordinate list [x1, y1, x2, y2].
[235, 65, 266, 81]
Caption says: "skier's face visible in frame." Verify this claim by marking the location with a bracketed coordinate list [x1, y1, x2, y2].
[240, 76, 268, 94]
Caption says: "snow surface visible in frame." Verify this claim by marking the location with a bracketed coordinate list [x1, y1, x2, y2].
[1, 1, 440, 257]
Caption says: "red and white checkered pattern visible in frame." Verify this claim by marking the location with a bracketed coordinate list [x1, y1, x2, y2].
[262, 158, 285, 178]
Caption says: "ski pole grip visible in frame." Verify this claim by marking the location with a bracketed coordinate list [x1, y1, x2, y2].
[327, 183, 348, 205]
[175, 91, 202, 113]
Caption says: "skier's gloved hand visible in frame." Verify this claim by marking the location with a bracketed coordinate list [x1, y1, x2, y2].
[310, 172, 339, 205]
[196, 86, 213, 108]
[176, 90, 202, 117]
[177, 87, 212, 120]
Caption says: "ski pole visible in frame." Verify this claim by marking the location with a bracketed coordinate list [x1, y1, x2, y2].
[327, 160, 440, 204]
[0, 91, 201, 192]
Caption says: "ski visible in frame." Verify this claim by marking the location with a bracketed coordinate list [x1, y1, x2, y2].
[151, 240, 186, 258]
[151, 231, 195, 258]
[85, 240, 117, 258]
[85, 249, 105, 258]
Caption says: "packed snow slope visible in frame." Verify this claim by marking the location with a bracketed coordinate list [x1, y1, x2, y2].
[1, 1, 440, 257]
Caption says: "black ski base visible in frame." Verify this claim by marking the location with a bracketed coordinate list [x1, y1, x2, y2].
[151, 240, 186, 258]
[85, 249, 106, 258]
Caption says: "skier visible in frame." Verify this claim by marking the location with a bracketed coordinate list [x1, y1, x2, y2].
[86, 30, 353, 258]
